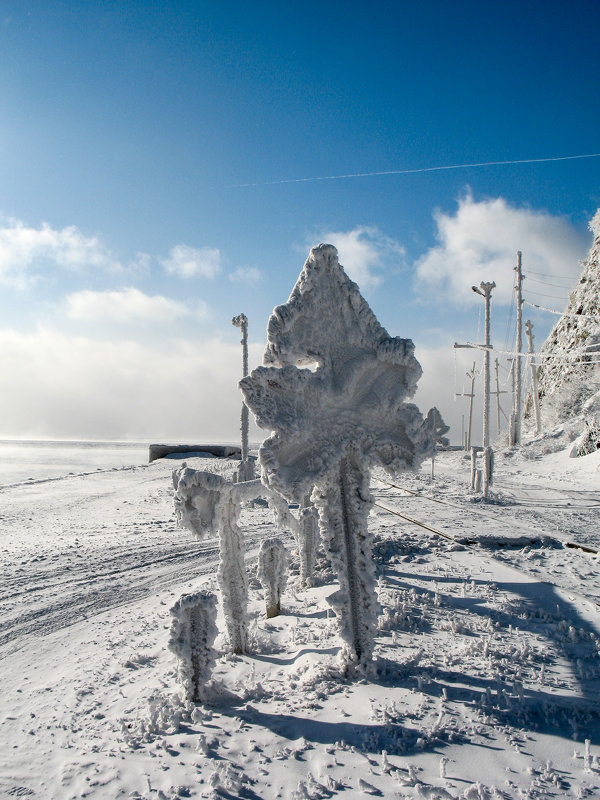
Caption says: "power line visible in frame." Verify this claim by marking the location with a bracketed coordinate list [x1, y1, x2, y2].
[525, 289, 570, 300]
[525, 269, 579, 280]
[524, 299, 599, 320]
[455, 342, 600, 361]
[526, 277, 576, 289]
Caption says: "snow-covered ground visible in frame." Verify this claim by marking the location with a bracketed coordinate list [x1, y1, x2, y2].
[1, 444, 600, 799]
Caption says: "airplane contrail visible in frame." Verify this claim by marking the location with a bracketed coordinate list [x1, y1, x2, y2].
[227, 152, 600, 189]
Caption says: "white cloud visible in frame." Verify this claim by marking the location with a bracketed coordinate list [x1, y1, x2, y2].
[0, 327, 264, 440]
[229, 266, 263, 284]
[0, 217, 122, 287]
[316, 226, 406, 290]
[161, 244, 221, 279]
[415, 196, 589, 306]
[66, 287, 194, 324]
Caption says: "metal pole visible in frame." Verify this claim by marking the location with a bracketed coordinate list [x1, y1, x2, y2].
[525, 319, 542, 435]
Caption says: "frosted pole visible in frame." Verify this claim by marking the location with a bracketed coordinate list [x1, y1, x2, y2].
[454, 362, 476, 451]
[516, 252, 524, 440]
[525, 319, 542, 434]
[257, 537, 289, 618]
[494, 358, 500, 435]
[171, 466, 253, 654]
[467, 363, 476, 452]
[472, 281, 496, 497]
[509, 252, 524, 445]
[232, 313, 249, 462]
[490, 358, 508, 436]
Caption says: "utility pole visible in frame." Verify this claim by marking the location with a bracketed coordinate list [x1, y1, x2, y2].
[525, 319, 542, 435]
[232, 313, 254, 482]
[472, 281, 496, 497]
[509, 251, 524, 446]
[454, 362, 477, 451]
[490, 358, 508, 437]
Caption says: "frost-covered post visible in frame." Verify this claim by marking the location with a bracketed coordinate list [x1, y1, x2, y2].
[173, 466, 260, 654]
[525, 320, 542, 435]
[298, 494, 319, 586]
[232, 313, 255, 483]
[240, 244, 446, 672]
[453, 361, 477, 451]
[509, 252, 524, 446]
[472, 281, 496, 496]
[168, 590, 218, 703]
[257, 537, 289, 617]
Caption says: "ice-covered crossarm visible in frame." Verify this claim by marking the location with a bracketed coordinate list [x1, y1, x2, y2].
[240, 243, 446, 671]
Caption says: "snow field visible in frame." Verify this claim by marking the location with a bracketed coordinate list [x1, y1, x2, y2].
[1, 450, 600, 798]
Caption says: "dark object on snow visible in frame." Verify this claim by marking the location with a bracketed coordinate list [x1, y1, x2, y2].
[149, 444, 241, 462]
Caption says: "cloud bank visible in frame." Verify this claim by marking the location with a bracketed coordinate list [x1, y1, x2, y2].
[415, 196, 588, 306]
[66, 288, 194, 324]
[0, 327, 263, 441]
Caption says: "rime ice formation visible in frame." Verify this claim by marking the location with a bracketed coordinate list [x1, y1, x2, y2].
[172, 465, 261, 653]
[256, 537, 289, 617]
[168, 590, 218, 703]
[173, 464, 300, 650]
[241, 244, 446, 670]
[533, 210, 600, 428]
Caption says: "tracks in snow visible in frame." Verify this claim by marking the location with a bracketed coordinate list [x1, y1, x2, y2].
[0, 528, 275, 659]
[371, 480, 600, 613]
[372, 476, 600, 554]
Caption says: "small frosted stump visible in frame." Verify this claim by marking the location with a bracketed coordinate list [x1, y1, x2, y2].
[168, 590, 218, 703]
[257, 537, 289, 618]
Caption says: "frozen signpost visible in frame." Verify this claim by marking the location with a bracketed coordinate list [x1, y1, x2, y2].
[241, 244, 447, 672]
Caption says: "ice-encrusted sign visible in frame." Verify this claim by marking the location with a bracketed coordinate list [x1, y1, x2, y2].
[241, 243, 446, 671]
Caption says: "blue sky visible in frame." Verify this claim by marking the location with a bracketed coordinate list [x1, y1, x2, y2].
[0, 1, 599, 442]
